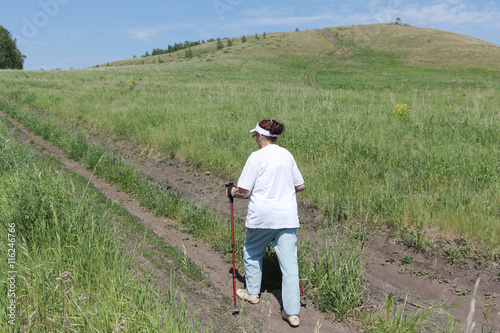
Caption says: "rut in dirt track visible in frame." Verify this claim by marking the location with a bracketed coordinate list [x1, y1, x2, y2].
[303, 29, 351, 88]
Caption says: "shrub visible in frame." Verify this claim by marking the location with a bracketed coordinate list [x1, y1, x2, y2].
[216, 38, 224, 50]
[185, 47, 193, 59]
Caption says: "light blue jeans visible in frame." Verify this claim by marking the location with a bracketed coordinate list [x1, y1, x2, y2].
[243, 228, 300, 316]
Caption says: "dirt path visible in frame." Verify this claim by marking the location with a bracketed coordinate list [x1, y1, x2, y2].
[303, 29, 351, 88]
[1, 107, 499, 331]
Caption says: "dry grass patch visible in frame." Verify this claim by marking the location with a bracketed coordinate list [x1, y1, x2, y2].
[328, 24, 500, 70]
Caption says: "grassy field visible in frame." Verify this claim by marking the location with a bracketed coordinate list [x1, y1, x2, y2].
[0, 107, 488, 332]
[0, 117, 210, 331]
[0, 24, 498, 255]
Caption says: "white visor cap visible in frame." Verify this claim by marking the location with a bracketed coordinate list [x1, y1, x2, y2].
[249, 123, 278, 137]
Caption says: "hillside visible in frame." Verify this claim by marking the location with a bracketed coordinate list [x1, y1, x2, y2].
[104, 24, 500, 71]
[328, 24, 499, 70]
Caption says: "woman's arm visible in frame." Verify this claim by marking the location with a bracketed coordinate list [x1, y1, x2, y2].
[295, 183, 305, 193]
[230, 187, 252, 199]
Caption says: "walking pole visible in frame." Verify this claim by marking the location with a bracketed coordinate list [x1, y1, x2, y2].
[299, 280, 307, 307]
[225, 182, 239, 315]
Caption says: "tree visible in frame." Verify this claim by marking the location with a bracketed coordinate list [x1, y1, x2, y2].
[216, 38, 224, 50]
[0, 25, 25, 69]
[184, 47, 193, 59]
[242, 36, 247, 43]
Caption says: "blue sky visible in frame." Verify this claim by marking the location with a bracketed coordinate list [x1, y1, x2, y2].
[1, 0, 499, 70]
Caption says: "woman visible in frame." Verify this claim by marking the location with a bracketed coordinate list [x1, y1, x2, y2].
[228, 119, 305, 327]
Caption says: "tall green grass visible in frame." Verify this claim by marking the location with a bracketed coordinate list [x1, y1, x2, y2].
[0, 120, 208, 332]
[363, 291, 499, 333]
[363, 293, 460, 333]
[306, 226, 366, 319]
[0, 48, 497, 251]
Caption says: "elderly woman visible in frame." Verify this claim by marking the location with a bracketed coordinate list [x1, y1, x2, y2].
[229, 119, 305, 327]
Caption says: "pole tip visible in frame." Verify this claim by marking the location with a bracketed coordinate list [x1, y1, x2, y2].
[232, 308, 240, 316]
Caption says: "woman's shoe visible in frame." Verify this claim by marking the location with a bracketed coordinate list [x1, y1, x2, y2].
[281, 312, 300, 327]
[236, 289, 260, 304]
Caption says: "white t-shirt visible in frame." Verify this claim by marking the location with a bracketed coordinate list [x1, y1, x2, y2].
[237, 144, 305, 229]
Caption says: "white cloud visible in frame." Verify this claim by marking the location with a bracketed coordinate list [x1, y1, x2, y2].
[242, 6, 273, 17]
[126, 26, 165, 41]
[243, 13, 377, 31]
[377, 1, 500, 29]
[235, 5, 374, 30]
[125, 24, 188, 42]
[240, 14, 336, 27]
[242, 5, 297, 19]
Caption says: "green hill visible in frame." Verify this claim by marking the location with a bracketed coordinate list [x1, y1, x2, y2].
[105, 24, 499, 71]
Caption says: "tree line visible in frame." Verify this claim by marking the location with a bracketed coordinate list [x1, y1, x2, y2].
[140, 36, 238, 57]
[142, 40, 204, 57]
